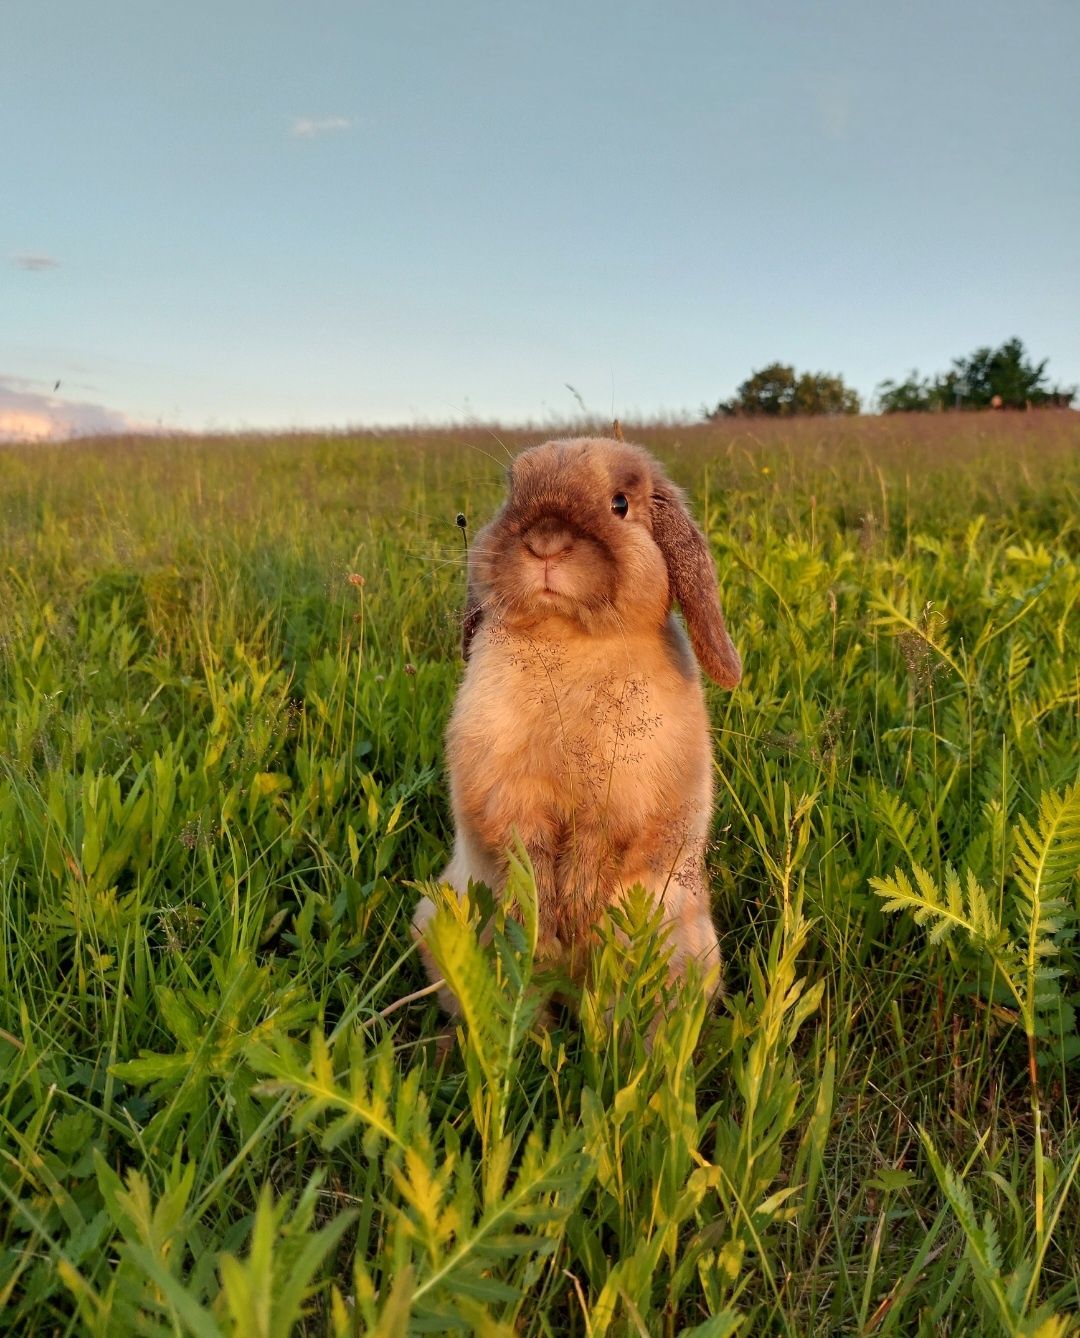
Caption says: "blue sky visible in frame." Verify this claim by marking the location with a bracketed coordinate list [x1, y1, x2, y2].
[3, 0, 1078, 436]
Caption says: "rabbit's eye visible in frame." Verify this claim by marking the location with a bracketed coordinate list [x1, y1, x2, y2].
[611, 493, 629, 518]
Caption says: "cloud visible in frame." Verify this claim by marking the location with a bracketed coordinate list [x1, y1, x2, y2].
[12, 253, 60, 271]
[0, 375, 137, 442]
[290, 115, 352, 139]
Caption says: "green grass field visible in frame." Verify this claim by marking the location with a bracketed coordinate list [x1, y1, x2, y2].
[2, 413, 1079, 1335]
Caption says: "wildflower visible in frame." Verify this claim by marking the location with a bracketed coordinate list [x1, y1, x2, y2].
[347, 573, 366, 587]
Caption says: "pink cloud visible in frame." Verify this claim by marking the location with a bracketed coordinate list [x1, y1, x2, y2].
[0, 375, 138, 441]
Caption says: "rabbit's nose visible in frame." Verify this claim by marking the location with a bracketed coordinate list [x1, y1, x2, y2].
[523, 519, 574, 559]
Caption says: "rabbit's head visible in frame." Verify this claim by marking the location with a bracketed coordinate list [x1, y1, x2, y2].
[463, 437, 741, 687]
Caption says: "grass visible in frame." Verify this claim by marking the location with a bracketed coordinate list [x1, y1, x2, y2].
[1, 411, 1078, 1335]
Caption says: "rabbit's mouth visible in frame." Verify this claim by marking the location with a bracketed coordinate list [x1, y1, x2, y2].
[524, 545, 594, 604]
[515, 562, 617, 627]
[537, 555, 570, 594]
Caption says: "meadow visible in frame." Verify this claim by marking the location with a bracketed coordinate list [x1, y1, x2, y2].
[1, 412, 1078, 1336]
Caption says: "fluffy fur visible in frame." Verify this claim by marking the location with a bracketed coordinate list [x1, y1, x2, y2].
[412, 436, 741, 1013]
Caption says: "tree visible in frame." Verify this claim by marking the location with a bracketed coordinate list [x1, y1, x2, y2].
[875, 373, 934, 414]
[711, 363, 860, 418]
[716, 363, 797, 417]
[793, 370, 861, 416]
[877, 339, 1076, 413]
[876, 368, 967, 413]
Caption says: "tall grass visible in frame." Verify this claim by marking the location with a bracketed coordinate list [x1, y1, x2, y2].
[1, 413, 1078, 1334]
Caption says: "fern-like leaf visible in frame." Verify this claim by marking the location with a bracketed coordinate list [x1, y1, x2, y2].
[870, 863, 1007, 955]
[1011, 782, 1080, 996]
[872, 782, 1080, 1062]
[919, 1130, 1073, 1338]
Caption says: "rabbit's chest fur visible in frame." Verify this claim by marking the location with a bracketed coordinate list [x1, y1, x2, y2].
[447, 618, 712, 904]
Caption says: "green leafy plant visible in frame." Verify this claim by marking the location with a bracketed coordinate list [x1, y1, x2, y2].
[871, 782, 1080, 1077]
[2, 417, 1079, 1333]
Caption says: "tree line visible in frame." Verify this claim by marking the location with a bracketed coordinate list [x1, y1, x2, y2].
[708, 338, 1076, 418]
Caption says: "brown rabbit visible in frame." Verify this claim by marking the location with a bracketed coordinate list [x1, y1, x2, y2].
[412, 436, 741, 1014]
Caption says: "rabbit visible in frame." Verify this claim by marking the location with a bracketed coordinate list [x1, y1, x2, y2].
[412, 436, 741, 1018]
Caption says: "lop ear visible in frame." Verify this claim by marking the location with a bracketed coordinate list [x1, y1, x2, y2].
[651, 479, 741, 688]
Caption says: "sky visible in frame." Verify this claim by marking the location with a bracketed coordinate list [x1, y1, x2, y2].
[2, 0, 1078, 438]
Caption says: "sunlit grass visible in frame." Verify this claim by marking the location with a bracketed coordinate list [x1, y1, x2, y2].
[1, 412, 1078, 1333]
